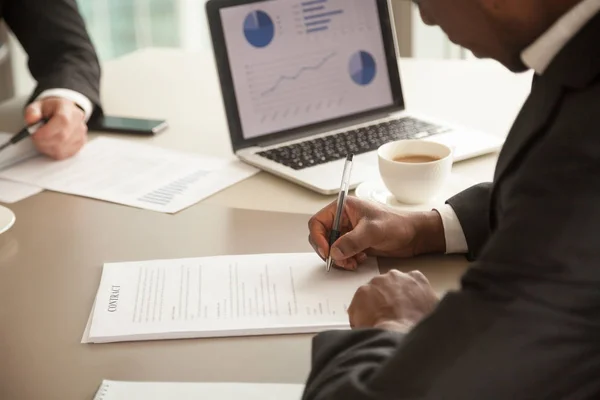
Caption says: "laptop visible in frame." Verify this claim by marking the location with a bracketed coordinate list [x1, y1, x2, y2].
[206, 0, 503, 195]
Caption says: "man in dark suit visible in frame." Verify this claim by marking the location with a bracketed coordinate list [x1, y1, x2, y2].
[306, 0, 600, 398]
[1, 0, 101, 160]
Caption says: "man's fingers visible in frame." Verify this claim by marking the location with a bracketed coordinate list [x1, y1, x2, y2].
[308, 214, 334, 259]
[334, 257, 358, 271]
[34, 121, 87, 160]
[33, 116, 71, 143]
[24, 102, 43, 125]
[330, 220, 373, 262]
[308, 235, 325, 260]
[333, 252, 367, 271]
[407, 270, 431, 285]
[33, 100, 83, 143]
[39, 97, 64, 118]
[36, 134, 81, 160]
[348, 284, 370, 328]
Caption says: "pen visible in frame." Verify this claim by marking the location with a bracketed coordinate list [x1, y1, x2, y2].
[326, 153, 354, 272]
[0, 119, 47, 153]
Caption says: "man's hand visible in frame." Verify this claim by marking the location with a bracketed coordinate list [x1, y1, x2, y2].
[349, 270, 439, 332]
[308, 197, 446, 270]
[25, 97, 88, 160]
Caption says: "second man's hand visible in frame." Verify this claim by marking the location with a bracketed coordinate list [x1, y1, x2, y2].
[25, 97, 88, 160]
[349, 270, 440, 332]
[308, 197, 447, 271]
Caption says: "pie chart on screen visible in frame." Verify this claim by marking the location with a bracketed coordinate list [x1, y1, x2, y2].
[243, 10, 275, 48]
[349, 51, 377, 86]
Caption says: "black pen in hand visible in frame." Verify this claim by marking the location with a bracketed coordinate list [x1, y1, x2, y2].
[0, 119, 47, 153]
[326, 154, 354, 272]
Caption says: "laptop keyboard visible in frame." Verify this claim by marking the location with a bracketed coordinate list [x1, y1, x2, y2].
[256, 117, 451, 170]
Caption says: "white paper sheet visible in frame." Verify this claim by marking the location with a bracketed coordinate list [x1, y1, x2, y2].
[0, 132, 39, 171]
[94, 381, 304, 400]
[0, 178, 42, 203]
[85, 253, 379, 343]
[0, 137, 258, 213]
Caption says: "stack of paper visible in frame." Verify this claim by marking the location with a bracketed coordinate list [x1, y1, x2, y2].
[83, 253, 379, 343]
[94, 381, 304, 400]
[0, 137, 258, 213]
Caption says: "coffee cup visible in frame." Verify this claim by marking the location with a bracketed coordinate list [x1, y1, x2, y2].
[377, 140, 453, 204]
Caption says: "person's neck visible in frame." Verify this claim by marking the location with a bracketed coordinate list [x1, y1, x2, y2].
[514, 0, 581, 55]
[534, 0, 583, 34]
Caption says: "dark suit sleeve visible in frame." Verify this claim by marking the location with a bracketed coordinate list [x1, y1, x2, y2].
[302, 119, 600, 399]
[446, 183, 492, 260]
[2, 0, 101, 114]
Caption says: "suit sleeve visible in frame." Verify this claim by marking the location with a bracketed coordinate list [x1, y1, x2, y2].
[2, 0, 102, 116]
[446, 183, 492, 260]
[302, 113, 600, 399]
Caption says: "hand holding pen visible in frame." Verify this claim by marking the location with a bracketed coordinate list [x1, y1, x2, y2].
[308, 153, 441, 271]
[24, 97, 88, 160]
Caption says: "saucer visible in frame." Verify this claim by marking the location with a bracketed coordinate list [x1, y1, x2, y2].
[355, 174, 475, 212]
[0, 205, 15, 235]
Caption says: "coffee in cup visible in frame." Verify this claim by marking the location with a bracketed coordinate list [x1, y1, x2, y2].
[378, 140, 453, 204]
[392, 154, 441, 163]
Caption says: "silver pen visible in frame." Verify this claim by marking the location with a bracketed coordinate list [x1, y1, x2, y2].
[326, 154, 354, 272]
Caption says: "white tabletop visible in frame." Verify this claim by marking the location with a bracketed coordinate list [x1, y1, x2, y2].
[0, 48, 534, 214]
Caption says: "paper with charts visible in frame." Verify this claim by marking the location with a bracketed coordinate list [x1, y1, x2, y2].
[84, 253, 379, 343]
[0, 137, 258, 213]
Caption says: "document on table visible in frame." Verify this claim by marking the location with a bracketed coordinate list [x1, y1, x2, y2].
[0, 137, 258, 213]
[83, 253, 379, 343]
[0, 132, 39, 171]
[94, 381, 304, 400]
[0, 179, 42, 203]
[0, 133, 43, 203]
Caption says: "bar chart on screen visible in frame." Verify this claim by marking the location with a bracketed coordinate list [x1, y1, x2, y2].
[292, 0, 375, 38]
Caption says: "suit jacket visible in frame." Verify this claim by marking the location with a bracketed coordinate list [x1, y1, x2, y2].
[0, 0, 101, 116]
[303, 12, 600, 400]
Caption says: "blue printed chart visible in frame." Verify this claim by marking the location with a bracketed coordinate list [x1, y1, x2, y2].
[243, 10, 275, 48]
[349, 51, 376, 85]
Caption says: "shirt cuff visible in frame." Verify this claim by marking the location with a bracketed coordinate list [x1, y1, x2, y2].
[35, 88, 94, 121]
[434, 204, 468, 254]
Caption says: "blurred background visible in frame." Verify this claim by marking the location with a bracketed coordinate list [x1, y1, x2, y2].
[0, 0, 469, 102]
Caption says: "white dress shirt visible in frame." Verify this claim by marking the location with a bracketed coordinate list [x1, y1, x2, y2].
[437, 0, 600, 254]
[35, 88, 94, 121]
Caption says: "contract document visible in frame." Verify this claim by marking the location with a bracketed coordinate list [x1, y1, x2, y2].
[84, 253, 379, 343]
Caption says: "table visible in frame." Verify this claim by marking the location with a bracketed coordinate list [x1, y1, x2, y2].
[0, 48, 532, 399]
[0, 48, 534, 214]
[0, 193, 468, 399]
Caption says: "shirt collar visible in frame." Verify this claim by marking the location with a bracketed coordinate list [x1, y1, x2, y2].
[521, 0, 600, 74]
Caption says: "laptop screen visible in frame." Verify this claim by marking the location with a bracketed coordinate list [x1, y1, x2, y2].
[219, 0, 395, 140]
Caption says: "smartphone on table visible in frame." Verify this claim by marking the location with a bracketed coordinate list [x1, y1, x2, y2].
[88, 115, 168, 135]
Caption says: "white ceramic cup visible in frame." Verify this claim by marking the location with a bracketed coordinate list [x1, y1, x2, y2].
[377, 140, 453, 204]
